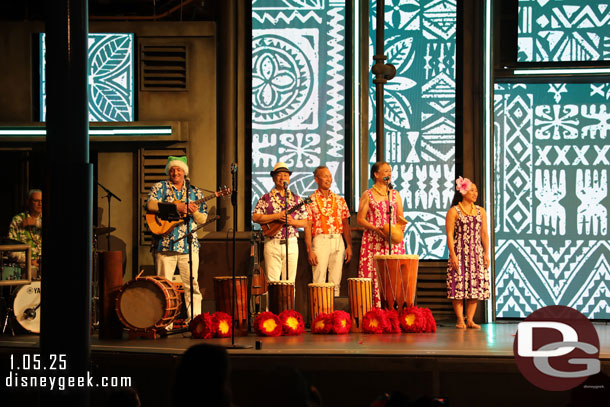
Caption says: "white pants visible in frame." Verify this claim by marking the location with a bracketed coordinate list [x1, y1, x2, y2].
[311, 234, 345, 296]
[155, 251, 202, 320]
[264, 237, 298, 282]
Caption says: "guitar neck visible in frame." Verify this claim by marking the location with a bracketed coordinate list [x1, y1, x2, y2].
[193, 193, 218, 205]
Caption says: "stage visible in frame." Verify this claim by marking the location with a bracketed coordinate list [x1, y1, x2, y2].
[1, 322, 609, 407]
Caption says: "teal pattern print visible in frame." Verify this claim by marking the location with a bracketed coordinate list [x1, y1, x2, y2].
[369, 0, 457, 260]
[518, 0, 610, 62]
[40, 33, 134, 122]
[494, 82, 610, 319]
[251, 0, 346, 213]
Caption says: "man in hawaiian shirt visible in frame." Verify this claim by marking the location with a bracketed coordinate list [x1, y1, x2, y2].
[304, 166, 352, 296]
[8, 189, 43, 276]
[146, 156, 207, 320]
[252, 162, 308, 282]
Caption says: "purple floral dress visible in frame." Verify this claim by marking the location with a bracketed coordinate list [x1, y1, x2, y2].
[446, 206, 490, 300]
[358, 189, 405, 308]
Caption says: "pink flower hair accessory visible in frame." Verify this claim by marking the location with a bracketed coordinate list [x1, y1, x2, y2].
[456, 176, 472, 195]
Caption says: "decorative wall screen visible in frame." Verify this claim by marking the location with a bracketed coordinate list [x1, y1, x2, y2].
[494, 82, 610, 319]
[251, 0, 346, 211]
[40, 33, 135, 122]
[368, 0, 457, 259]
[518, 0, 610, 62]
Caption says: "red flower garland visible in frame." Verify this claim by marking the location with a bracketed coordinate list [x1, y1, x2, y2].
[311, 313, 333, 334]
[384, 309, 402, 333]
[399, 307, 427, 333]
[189, 313, 214, 339]
[362, 308, 388, 334]
[254, 312, 282, 337]
[212, 312, 233, 338]
[422, 307, 437, 333]
[279, 310, 305, 336]
[331, 311, 352, 334]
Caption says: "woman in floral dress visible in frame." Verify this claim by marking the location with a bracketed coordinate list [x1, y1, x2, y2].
[357, 162, 406, 308]
[445, 177, 490, 329]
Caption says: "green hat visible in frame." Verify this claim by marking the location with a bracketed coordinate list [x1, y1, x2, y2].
[165, 156, 189, 176]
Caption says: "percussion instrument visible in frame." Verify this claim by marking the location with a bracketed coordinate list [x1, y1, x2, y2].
[115, 275, 182, 333]
[268, 281, 294, 314]
[13, 281, 41, 333]
[382, 216, 408, 245]
[308, 283, 334, 323]
[373, 254, 419, 310]
[347, 278, 372, 332]
[213, 276, 248, 336]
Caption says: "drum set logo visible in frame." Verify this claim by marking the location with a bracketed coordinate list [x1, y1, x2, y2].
[513, 305, 600, 391]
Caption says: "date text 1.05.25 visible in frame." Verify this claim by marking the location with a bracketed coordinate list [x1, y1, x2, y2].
[9, 354, 67, 371]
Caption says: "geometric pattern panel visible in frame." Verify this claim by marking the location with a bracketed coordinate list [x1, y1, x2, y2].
[41, 33, 135, 122]
[251, 0, 346, 213]
[494, 82, 610, 319]
[518, 0, 610, 62]
[368, 0, 456, 260]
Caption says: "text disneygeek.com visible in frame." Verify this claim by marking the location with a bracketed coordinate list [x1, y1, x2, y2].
[5, 371, 132, 391]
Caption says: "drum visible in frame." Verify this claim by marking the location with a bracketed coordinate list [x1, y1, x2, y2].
[347, 278, 372, 332]
[13, 281, 41, 334]
[308, 283, 334, 323]
[213, 276, 248, 336]
[268, 281, 294, 314]
[373, 254, 419, 310]
[115, 276, 182, 332]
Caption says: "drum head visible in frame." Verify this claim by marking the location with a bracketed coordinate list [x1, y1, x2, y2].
[14, 281, 41, 334]
[118, 280, 166, 329]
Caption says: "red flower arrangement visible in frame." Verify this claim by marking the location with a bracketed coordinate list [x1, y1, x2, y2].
[212, 312, 233, 338]
[189, 313, 214, 339]
[384, 309, 402, 333]
[331, 311, 352, 334]
[362, 308, 389, 334]
[399, 307, 427, 333]
[311, 313, 333, 334]
[279, 310, 305, 336]
[422, 307, 437, 333]
[254, 312, 282, 337]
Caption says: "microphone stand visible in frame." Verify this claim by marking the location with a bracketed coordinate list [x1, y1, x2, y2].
[386, 179, 392, 255]
[284, 182, 289, 282]
[97, 182, 122, 251]
[185, 178, 195, 326]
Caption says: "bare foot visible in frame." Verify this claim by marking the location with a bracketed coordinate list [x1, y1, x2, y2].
[467, 321, 481, 329]
[456, 320, 466, 329]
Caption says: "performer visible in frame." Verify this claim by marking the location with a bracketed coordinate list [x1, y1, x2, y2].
[146, 156, 207, 320]
[304, 166, 352, 296]
[356, 162, 406, 308]
[8, 189, 43, 275]
[445, 177, 490, 329]
[252, 162, 308, 283]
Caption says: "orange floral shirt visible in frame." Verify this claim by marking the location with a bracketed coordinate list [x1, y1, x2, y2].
[308, 190, 350, 237]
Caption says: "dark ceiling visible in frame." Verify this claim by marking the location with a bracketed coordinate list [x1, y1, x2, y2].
[0, 0, 217, 22]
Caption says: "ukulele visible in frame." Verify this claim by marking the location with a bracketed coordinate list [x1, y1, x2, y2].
[260, 197, 313, 237]
[146, 186, 231, 236]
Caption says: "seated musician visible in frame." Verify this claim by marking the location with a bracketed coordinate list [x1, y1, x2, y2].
[146, 156, 207, 321]
[304, 166, 352, 296]
[8, 189, 43, 278]
[252, 162, 308, 283]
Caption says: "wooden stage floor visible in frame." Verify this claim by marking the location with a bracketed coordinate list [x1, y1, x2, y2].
[1, 322, 609, 407]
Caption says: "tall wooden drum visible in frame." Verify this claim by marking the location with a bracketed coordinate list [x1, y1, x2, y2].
[373, 254, 419, 310]
[213, 276, 248, 336]
[347, 278, 372, 332]
[308, 283, 334, 323]
[268, 281, 294, 314]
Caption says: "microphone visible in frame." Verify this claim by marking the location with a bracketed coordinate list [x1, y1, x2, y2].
[283, 181, 288, 189]
[383, 176, 390, 181]
[231, 163, 238, 174]
[24, 308, 37, 320]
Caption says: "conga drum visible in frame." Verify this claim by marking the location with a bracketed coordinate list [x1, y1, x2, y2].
[308, 283, 334, 323]
[347, 278, 372, 332]
[373, 254, 419, 310]
[115, 276, 182, 334]
[213, 276, 248, 336]
[268, 281, 294, 314]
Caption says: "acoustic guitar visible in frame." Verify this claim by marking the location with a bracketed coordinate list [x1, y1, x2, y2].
[260, 197, 313, 237]
[146, 187, 231, 236]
